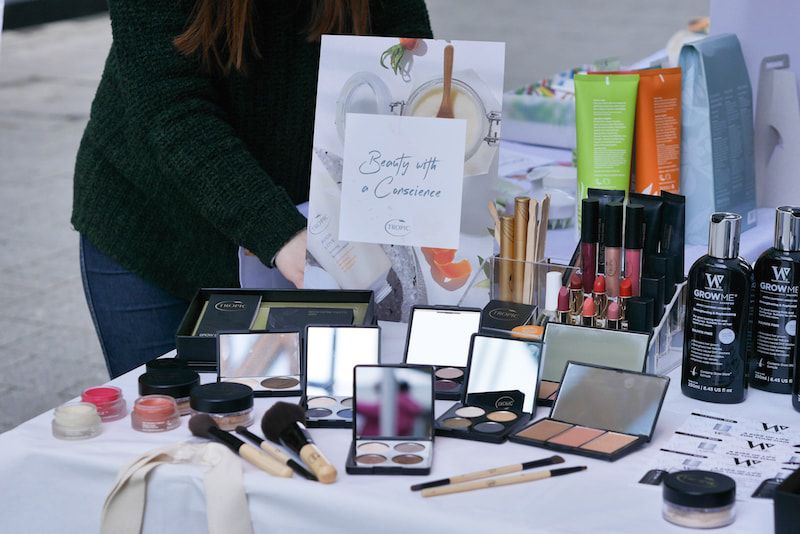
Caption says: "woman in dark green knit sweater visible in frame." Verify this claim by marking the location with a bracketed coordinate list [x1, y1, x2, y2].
[73, 0, 432, 377]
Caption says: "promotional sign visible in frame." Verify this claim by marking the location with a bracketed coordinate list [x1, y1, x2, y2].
[339, 114, 466, 248]
[305, 35, 505, 322]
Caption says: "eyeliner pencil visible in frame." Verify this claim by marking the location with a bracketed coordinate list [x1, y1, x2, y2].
[235, 426, 317, 481]
[421, 466, 587, 497]
[410, 455, 564, 491]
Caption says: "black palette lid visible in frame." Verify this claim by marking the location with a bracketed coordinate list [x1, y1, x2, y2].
[581, 198, 600, 242]
[603, 202, 624, 247]
[551, 362, 669, 440]
[190, 382, 254, 413]
[139, 369, 200, 397]
[663, 470, 736, 508]
[624, 204, 645, 249]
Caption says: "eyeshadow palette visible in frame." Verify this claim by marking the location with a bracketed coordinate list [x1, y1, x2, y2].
[266, 307, 354, 331]
[510, 362, 670, 461]
[435, 333, 542, 444]
[303, 325, 381, 428]
[536, 322, 649, 406]
[217, 331, 302, 397]
[403, 306, 481, 400]
[346, 364, 434, 475]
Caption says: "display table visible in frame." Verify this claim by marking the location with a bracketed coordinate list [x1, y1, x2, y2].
[0, 317, 786, 533]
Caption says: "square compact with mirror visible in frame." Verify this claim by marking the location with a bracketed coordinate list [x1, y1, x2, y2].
[402, 306, 481, 400]
[435, 333, 542, 444]
[303, 325, 381, 428]
[346, 364, 434, 476]
[537, 323, 649, 406]
[216, 331, 301, 397]
[510, 362, 670, 461]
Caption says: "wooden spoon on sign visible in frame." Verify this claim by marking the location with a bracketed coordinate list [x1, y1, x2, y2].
[436, 45, 455, 118]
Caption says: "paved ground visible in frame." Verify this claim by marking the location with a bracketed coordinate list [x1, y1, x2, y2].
[0, 2, 707, 433]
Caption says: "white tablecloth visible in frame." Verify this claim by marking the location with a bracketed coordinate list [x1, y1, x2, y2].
[0, 319, 787, 534]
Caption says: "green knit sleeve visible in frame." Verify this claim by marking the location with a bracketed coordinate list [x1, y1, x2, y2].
[105, 0, 307, 267]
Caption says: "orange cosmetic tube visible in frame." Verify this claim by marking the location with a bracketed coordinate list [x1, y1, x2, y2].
[633, 68, 682, 194]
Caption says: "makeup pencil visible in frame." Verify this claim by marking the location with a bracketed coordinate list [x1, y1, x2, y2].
[420, 466, 587, 497]
[410, 455, 564, 491]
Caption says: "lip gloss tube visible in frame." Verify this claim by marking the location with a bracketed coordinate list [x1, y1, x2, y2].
[581, 297, 596, 327]
[513, 197, 530, 303]
[568, 272, 584, 318]
[603, 202, 623, 298]
[624, 203, 644, 296]
[581, 198, 600, 294]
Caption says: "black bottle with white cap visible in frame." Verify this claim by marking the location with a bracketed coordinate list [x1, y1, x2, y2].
[751, 207, 800, 394]
[682, 213, 753, 404]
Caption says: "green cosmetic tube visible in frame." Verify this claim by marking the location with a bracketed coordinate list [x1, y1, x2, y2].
[574, 73, 639, 225]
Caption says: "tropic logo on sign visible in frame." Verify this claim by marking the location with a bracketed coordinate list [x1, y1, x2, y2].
[384, 218, 411, 237]
[215, 300, 247, 312]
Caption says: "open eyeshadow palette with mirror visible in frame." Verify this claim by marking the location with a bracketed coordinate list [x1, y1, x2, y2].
[346, 364, 435, 475]
[435, 333, 542, 444]
[537, 323, 650, 406]
[303, 325, 381, 428]
[216, 331, 301, 397]
[510, 362, 670, 461]
[402, 306, 481, 400]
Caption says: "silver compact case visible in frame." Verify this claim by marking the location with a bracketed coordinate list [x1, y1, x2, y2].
[303, 325, 381, 428]
[216, 331, 301, 397]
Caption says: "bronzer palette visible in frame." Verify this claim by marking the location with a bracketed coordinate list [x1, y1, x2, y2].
[435, 333, 542, 444]
[346, 364, 434, 476]
[217, 331, 301, 397]
[303, 325, 381, 428]
[403, 306, 481, 400]
[536, 322, 649, 406]
[510, 362, 669, 461]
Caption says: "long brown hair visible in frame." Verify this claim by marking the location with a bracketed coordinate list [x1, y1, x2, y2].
[174, 0, 371, 74]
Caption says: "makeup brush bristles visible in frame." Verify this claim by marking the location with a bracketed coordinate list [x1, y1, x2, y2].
[188, 413, 218, 439]
[261, 402, 305, 443]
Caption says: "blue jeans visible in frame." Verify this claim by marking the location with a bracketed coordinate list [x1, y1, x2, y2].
[80, 235, 189, 378]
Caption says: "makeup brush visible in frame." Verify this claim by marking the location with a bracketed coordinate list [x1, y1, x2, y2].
[261, 402, 337, 484]
[188, 414, 293, 478]
[410, 455, 564, 491]
[235, 426, 317, 481]
[421, 466, 587, 498]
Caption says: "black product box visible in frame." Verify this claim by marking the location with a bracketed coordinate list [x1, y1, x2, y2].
[775, 468, 800, 534]
[479, 299, 534, 335]
[176, 289, 376, 371]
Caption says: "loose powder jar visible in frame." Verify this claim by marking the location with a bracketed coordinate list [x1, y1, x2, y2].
[52, 402, 102, 440]
[138, 369, 200, 416]
[662, 470, 736, 529]
[189, 382, 254, 431]
[131, 395, 181, 433]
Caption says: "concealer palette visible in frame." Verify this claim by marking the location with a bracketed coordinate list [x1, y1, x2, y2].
[346, 364, 434, 476]
[510, 362, 669, 461]
[435, 334, 542, 444]
[402, 306, 481, 400]
[536, 322, 649, 406]
[303, 325, 381, 428]
[217, 331, 301, 397]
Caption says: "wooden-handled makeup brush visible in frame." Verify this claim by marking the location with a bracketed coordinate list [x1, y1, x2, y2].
[188, 414, 293, 478]
[421, 466, 587, 497]
[236, 426, 317, 481]
[261, 402, 337, 484]
[410, 455, 564, 491]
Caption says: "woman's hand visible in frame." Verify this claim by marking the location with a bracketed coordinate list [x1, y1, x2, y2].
[274, 230, 307, 288]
